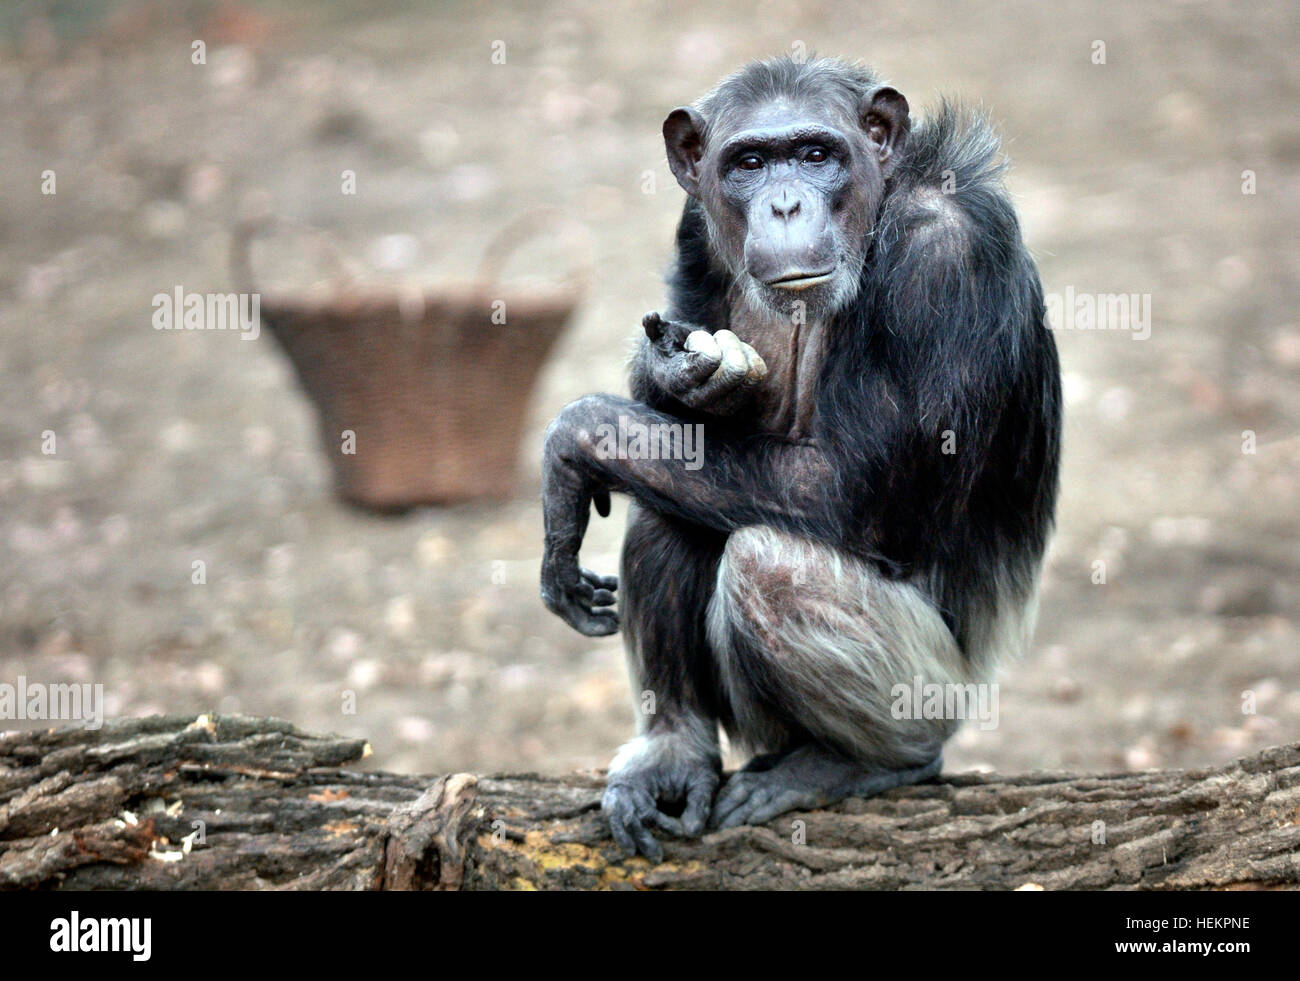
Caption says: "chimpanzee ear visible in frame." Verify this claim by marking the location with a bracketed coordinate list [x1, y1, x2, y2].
[663, 106, 707, 198]
[862, 87, 910, 177]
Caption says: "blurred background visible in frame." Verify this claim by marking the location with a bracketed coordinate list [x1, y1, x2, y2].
[0, 0, 1296, 778]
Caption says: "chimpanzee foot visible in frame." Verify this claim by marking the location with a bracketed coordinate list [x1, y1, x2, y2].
[709, 745, 943, 830]
[602, 729, 721, 862]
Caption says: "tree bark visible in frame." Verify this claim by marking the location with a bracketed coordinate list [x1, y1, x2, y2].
[1, 715, 1296, 890]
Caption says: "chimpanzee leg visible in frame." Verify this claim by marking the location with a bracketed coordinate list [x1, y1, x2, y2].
[705, 525, 975, 828]
[619, 503, 730, 731]
[601, 504, 727, 859]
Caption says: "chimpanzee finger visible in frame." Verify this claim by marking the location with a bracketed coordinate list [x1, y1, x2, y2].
[695, 330, 750, 399]
[572, 580, 614, 606]
[575, 607, 619, 636]
[603, 793, 640, 857]
[643, 808, 686, 837]
[739, 790, 810, 828]
[609, 821, 637, 858]
[629, 813, 664, 862]
[642, 311, 667, 341]
[682, 330, 723, 382]
[708, 771, 758, 829]
[607, 785, 666, 861]
[580, 568, 618, 591]
[712, 330, 751, 377]
[739, 342, 768, 387]
[680, 775, 717, 836]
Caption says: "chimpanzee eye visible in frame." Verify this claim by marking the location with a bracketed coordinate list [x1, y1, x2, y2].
[737, 154, 764, 171]
[806, 146, 828, 163]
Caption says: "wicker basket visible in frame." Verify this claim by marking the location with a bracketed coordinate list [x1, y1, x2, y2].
[234, 216, 588, 511]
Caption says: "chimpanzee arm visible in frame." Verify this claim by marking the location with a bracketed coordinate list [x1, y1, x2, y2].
[539, 394, 834, 636]
[549, 395, 831, 525]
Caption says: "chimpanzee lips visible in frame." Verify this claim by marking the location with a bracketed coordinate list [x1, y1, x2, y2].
[765, 270, 835, 290]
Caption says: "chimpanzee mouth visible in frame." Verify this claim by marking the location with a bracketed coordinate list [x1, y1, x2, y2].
[765, 270, 835, 290]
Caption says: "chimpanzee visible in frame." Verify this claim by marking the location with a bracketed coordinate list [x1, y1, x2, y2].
[540, 56, 1061, 861]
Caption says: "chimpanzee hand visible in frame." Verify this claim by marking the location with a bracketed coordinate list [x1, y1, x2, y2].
[540, 553, 619, 636]
[603, 728, 721, 862]
[541, 411, 619, 636]
[641, 311, 767, 414]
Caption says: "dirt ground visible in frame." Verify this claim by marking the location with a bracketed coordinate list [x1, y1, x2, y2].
[0, 0, 1296, 781]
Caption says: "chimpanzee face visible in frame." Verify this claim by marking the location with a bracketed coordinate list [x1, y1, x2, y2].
[663, 87, 909, 318]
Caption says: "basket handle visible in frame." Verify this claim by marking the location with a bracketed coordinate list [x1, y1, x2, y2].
[232, 211, 595, 297]
[474, 208, 595, 296]
[231, 216, 363, 297]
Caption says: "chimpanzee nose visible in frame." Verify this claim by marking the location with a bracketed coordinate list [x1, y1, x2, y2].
[771, 192, 801, 219]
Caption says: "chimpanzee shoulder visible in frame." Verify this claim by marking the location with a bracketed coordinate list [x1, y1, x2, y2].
[877, 100, 1022, 268]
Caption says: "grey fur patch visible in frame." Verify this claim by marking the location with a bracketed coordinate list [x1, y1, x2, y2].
[707, 525, 1038, 767]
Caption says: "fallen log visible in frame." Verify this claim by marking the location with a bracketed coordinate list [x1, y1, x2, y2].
[0, 715, 1296, 890]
